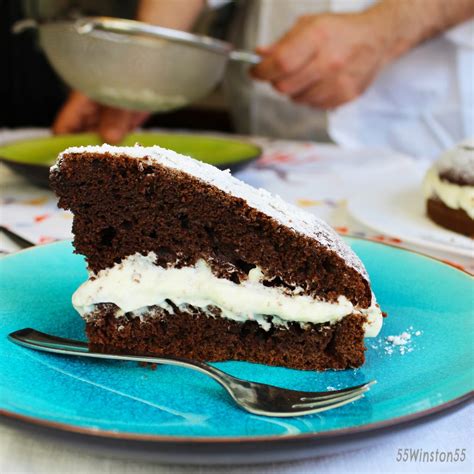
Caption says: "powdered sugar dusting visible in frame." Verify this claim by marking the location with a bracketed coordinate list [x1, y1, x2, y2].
[436, 138, 474, 183]
[54, 144, 368, 279]
[370, 327, 423, 356]
[386, 332, 411, 346]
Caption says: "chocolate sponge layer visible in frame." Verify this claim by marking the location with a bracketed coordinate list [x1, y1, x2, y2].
[50, 152, 371, 307]
[86, 304, 367, 371]
[427, 197, 474, 237]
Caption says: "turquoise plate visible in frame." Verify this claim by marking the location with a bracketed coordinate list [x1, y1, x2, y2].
[0, 238, 472, 457]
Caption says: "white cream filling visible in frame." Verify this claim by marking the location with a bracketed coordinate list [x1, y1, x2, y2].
[423, 167, 474, 219]
[72, 253, 383, 337]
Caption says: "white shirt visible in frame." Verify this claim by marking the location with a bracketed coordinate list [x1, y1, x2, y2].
[217, 0, 474, 159]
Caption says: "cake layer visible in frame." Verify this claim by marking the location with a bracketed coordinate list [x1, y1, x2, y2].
[50, 146, 372, 308]
[85, 304, 368, 371]
[427, 197, 474, 237]
[423, 166, 474, 219]
[51, 144, 370, 275]
[73, 252, 382, 336]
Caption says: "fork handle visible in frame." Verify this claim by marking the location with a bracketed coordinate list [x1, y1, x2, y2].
[8, 328, 235, 389]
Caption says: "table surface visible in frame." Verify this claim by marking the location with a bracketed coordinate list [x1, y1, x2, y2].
[0, 128, 472, 473]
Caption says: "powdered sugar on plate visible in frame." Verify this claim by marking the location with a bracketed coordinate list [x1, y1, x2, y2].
[387, 332, 411, 346]
[370, 326, 423, 356]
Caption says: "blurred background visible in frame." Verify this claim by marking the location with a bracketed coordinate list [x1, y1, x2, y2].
[1, 0, 237, 132]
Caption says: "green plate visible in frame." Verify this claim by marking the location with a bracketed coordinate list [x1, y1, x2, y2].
[0, 132, 262, 187]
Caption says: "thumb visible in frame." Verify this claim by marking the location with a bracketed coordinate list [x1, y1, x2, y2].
[98, 107, 132, 144]
[255, 45, 274, 56]
[53, 91, 98, 135]
[131, 111, 151, 129]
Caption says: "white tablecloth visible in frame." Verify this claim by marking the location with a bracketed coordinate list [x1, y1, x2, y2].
[0, 403, 472, 473]
[1, 129, 472, 473]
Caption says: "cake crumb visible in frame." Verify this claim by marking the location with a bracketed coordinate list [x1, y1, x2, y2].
[369, 328, 422, 356]
[138, 362, 158, 370]
[382, 329, 421, 355]
[386, 332, 411, 346]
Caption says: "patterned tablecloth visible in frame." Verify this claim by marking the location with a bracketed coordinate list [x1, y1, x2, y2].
[0, 129, 473, 474]
[1, 128, 472, 274]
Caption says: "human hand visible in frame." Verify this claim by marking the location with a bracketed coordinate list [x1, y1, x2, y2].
[52, 91, 150, 144]
[251, 11, 393, 109]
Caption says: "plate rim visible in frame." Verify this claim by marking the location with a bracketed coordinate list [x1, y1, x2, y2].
[1, 393, 472, 444]
[1, 237, 473, 444]
[347, 173, 473, 258]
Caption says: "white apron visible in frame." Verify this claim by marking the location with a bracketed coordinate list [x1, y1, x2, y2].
[220, 0, 474, 159]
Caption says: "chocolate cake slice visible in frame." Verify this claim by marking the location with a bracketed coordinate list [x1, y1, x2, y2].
[50, 144, 383, 371]
[423, 139, 474, 237]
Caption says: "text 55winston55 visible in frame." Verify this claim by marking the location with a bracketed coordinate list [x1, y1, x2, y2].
[396, 448, 467, 463]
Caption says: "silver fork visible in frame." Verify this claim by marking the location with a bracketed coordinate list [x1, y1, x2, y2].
[8, 328, 375, 417]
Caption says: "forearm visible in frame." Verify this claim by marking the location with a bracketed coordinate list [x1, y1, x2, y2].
[137, 0, 205, 30]
[368, 0, 474, 60]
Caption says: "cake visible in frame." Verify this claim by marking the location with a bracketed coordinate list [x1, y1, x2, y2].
[423, 140, 474, 237]
[50, 144, 383, 371]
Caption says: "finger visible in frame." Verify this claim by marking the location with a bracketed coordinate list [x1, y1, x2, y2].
[273, 57, 322, 96]
[52, 92, 98, 135]
[293, 77, 357, 109]
[320, 76, 361, 108]
[130, 112, 151, 130]
[83, 113, 99, 131]
[319, 92, 354, 109]
[293, 81, 334, 108]
[255, 45, 273, 55]
[98, 108, 137, 144]
[251, 24, 318, 81]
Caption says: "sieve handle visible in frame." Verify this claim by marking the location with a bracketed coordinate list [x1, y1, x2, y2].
[229, 50, 261, 65]
[74, 17, 232, 56]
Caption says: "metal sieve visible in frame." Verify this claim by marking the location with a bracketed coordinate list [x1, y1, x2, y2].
[15, 17, 261, 112]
